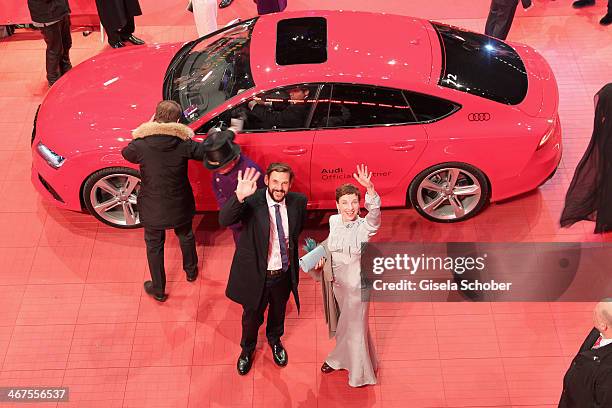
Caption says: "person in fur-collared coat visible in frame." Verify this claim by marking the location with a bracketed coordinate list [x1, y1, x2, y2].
[121, 100, 205, 302]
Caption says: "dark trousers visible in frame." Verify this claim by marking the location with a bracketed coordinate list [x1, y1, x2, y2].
[40, 15, 72, 84]
[586, 0, 612, 12]
[484, 0, 519, 40]
[240, 274, 291, 353]
[256, 0, 287, 14]
[144, 222, 198, 295]
[105, 15, 135, 45]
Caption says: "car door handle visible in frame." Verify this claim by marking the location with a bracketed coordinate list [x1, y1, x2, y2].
[282, 147, 308, 155]
[390, 143, 415, 151]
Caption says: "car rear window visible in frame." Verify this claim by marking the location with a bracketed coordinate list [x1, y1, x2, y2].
[403, 91, 459, 123]
[276, 17, 327, 65]
[432, 22, 528, 105]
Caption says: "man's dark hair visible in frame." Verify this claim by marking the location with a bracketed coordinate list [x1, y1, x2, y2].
[266, 162, 294, 181]
[335, 183, 361, 202]
[153, 100, 182, 123]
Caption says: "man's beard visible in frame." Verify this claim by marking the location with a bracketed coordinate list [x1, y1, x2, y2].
[268, 187, 287, 202]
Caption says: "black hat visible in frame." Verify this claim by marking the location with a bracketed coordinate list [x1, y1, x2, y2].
[202, 130, 241, 170]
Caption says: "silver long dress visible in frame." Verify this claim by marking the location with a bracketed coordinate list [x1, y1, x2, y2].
[325, 192, 381, 387]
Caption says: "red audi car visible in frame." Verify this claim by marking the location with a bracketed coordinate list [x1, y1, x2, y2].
[31, 11, 561, 228]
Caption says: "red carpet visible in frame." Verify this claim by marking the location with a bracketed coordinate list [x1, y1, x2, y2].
[0, 0, 610, 406]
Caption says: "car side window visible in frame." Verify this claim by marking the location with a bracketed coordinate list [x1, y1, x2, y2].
[195, 84, 324, 134]
[323, 84, 417, 128]
[403, 91, 459, 123]
[237, 84, 321, 132]
[309, 84, 331, 128]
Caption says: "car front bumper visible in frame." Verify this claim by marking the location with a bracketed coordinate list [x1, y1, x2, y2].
[31, 149, 83, 212]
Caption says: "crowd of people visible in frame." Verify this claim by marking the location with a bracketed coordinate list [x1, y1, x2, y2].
[120, 99, 382, 387]
[24, 0, 288, 87]
[11, 0, 612, 402]
[119, 97, 612, 402]
[21, 0, 612, 87]
[484, 0, 611, 41]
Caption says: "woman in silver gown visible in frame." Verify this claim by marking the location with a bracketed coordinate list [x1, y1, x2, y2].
[314, 164, 380, 387]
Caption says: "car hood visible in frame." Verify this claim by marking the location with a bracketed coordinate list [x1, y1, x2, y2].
[36, 43, 183, 157]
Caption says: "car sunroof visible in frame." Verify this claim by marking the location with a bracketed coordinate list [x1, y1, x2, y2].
[276, 17, 327, 65]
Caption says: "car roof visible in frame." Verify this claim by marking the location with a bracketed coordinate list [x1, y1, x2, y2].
[248, 10, 436, 91]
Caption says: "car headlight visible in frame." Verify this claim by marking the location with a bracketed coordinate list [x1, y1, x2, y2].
[37, 142, 66, 169]
[536, 117, 558, 150]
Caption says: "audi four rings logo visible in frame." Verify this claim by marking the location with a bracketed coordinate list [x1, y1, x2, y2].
[468, 113, 491, 121]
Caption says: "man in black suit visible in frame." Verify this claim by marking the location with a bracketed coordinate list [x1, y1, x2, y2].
[558, 300, 612, 407]
[219, 163, 308, 375]
[572, 0, 612, 26]
[484, 0, 533, 40]
[247, 86, 310, 130]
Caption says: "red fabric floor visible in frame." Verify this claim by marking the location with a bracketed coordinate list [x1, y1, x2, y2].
[1, 0, 611, 406]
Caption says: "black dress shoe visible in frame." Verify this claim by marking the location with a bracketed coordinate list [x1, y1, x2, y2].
[270, 342, 288, 367]
[600, 13, 612, 25]
[321, 362, 335, 373]
[109, 41, 125, 48]
[122, 35, 145, 45]
[144, 281, 168, 302]
[186, 269, 198, 282]
[237, 351, 254, 375]
[219, 0, 233, 8]
[572, 0, 595, 8]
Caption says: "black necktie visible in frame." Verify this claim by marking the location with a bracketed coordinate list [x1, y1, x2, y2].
[274, 204, 289, 271]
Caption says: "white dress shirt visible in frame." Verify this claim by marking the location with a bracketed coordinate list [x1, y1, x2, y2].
[266, 191, 289, 271]
[596, 334, 612, 349]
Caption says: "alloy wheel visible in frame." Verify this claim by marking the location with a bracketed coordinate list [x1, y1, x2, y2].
[89, 173, 140, 226]
[415, 167, 483, 221]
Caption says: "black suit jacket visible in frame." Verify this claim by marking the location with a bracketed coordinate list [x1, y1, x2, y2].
[558, 328, 612, 408]
[95, 0, 142, 32]
[27, 0, 70, 23]
[251, 103, 309, 129]
[219, 189, 308, 311]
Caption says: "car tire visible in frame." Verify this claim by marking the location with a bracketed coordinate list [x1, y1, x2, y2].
[82, 167, 142, 229]
[408, 162, 490, 223]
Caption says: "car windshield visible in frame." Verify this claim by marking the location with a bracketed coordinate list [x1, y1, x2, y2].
[432, 22, 528, 105]
[166, 18, 257, 123]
